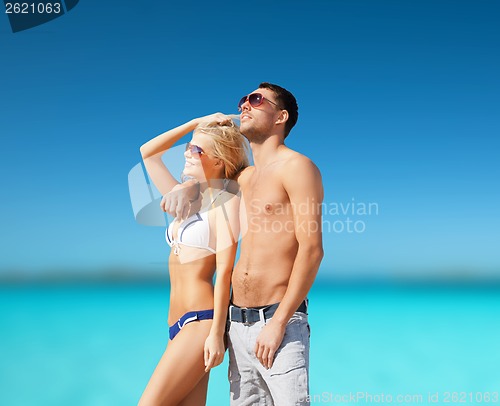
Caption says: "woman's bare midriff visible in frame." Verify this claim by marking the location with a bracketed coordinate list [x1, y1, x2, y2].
[167, 247, 216, 325]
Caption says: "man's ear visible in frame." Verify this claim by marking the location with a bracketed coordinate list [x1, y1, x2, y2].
[275, 110, 289, 126]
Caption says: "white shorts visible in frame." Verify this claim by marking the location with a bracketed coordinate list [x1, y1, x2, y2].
[228, 311, 310, 406]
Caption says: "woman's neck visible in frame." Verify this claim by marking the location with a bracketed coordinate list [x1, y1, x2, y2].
[199, 178, 224, 192]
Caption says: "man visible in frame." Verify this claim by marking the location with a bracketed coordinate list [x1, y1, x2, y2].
[163, 83, 323, 405]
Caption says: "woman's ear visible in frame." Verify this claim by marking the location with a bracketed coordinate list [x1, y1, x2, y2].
[275, 110, 289, 126]
[215, 159, 225, 178]
[214, 158, 225, 169]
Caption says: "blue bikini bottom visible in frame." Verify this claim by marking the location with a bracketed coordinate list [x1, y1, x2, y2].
[169, 309, 214, 340]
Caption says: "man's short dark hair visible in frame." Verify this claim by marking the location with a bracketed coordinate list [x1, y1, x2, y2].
[259, 82, 298, 138]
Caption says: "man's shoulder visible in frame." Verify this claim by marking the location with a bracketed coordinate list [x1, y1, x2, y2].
[280, 148, 319, 174]
[279, 149, 323, 200]
[235, 165, 255, 184]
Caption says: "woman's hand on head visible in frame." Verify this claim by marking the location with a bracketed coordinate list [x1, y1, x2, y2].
[197, 112, 232, 126]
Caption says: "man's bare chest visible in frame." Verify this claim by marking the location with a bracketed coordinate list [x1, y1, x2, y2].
[241, 172, 291, 217]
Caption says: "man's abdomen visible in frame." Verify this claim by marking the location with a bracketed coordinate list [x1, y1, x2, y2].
[232, 232, 298, 307]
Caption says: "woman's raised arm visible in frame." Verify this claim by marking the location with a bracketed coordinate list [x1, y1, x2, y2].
[140, 114, 231, 196]
[140, 119, 201, 196]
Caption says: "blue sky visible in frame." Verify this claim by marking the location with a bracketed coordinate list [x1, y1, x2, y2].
[1, 0, 499, 277]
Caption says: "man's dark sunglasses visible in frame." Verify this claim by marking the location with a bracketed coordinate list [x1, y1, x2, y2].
[238, 93, 280, 111]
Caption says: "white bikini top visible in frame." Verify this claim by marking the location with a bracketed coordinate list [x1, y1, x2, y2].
[165, 188, 226, 255]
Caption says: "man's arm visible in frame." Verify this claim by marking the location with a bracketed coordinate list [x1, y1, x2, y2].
[162, 156, 250, 220]
[254, 156, 324, 369]
[160, 176, 201, 220]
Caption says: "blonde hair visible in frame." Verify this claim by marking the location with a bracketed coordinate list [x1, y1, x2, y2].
[195, 120, 250, 179]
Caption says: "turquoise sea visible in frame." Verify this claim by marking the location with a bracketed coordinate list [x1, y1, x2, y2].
[1, 282, 499, 405]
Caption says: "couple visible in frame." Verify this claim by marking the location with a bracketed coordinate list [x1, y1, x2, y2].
[138, 83, 324, 406]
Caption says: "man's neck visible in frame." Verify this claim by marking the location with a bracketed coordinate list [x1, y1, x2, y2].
[250, 135, 285, 169]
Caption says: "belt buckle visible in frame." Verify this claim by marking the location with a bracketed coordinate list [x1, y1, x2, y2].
[242, 308, 251, 326]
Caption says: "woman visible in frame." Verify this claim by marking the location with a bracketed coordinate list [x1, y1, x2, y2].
[138, 113, 249, 406]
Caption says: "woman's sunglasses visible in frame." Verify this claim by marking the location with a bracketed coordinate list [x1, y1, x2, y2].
[238, 93, 280, 111]
[185, 142, 206, 158]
